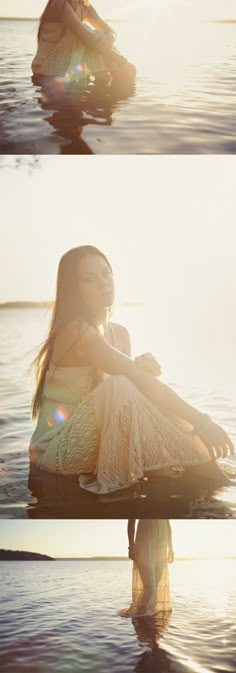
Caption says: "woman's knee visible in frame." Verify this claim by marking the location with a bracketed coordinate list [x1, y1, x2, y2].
[93, 374, 138, 430]
[106, 374, 137, 394]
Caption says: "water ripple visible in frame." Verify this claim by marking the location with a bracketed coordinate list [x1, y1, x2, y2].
[0, 19, 236, 153]
[0, 560, 235, 673]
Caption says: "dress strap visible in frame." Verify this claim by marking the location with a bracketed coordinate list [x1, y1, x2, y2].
[47, 321, 116, 381]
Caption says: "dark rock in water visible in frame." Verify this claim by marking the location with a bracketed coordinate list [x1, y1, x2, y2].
[0, 550, 55, 561]
[27, 460, 231, 519]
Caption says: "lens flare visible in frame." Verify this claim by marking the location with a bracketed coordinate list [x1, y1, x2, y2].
[75, 63, 84, 73]
[54, 408, 69, 424]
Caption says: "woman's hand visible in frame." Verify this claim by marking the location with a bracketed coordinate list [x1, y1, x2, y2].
[93, 30, 114, 54]
[198, 421, 234, 460]
[168, 548, 174, 564]
[128, 544, 136, 561]
[135, 353, 162, 377]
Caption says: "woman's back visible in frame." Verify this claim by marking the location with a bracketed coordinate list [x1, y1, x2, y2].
[29, 363, 95, 454]
[29, 320, 122, 450]
[32, 0, 87, 75]
[44, 362, 94, 402]
[32, 21, 74, 76]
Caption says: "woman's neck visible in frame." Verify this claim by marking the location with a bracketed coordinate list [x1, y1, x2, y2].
[94, 309, 110, 329]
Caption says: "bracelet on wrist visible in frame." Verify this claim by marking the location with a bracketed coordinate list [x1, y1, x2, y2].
[192, 413, 212, 437]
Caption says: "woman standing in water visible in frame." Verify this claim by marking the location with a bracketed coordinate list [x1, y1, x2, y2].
[119, 520, 173, 617]
[29, 245, 234, 495]
[32, 0, 136, 80]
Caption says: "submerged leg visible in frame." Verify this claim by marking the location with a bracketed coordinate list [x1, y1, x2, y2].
[135, 561, 157, 613]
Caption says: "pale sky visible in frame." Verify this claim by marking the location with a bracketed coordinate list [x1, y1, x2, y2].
[1, 154, 235, 305]
[0, 520, 236, 558]
[1, 155, 236, 395]
[0, 0, 235, 20]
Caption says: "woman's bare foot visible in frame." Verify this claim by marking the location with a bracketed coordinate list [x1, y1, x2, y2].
[118, 607, 157, 618]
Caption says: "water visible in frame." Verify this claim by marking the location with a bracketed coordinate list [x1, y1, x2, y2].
[0, 306, 235, 519]
[0, 15, 236, 154]
[0, 559, 235, 673]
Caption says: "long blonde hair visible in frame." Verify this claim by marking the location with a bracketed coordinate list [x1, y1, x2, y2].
[31, 246, 113, 420]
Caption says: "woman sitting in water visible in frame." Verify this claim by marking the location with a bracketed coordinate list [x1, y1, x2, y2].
[29, 245, 234, 495]
[32, 0, 136, 80]
[119, 519, 173, 618]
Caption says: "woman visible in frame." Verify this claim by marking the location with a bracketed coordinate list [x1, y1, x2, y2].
[29, 245, 234, 495]
[119, 519, 173, 617]
[32, 0, 136, 80]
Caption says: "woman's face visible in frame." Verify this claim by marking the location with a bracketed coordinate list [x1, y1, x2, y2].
[78, 254, 115, 318]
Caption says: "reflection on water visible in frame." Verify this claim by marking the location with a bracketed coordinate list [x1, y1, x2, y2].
[132, 612, 171, 649]
[0, 16, 236, 153]
[31, 74, 136, 154]
[0, 560, 235, 673]
[131, 613, 185, 673]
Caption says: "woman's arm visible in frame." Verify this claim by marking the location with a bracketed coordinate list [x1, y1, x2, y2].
[86, 3, 113, 33]
[167, 521, 174, 563]
[128, 519, 136, 560]
[111, 323, 132, 357]
[60, 0, 113, 51]
[76, 322, 234, 457]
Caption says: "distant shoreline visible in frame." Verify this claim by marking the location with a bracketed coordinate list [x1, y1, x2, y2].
[0, 300, 145, 309]
[210, 20, 236, 24]
[56, 556, 236, 561]
[1, 553, 235, 561]
[0, 17, 37, 21]
[0, 16, 121, 22]
[0, 549, 54, 561]
[0, 301, 52, 309]
[0, 17, 236, 23]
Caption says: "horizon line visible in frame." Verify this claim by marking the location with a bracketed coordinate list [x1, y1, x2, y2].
[0, 300, 146, 308]
[0, 16, 236, 23]
[55, 555, 236, 560]
[1, 552, 236, 561]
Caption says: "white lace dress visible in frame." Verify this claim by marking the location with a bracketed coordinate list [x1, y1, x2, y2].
[119, 519, 171, 617]
[29, 359, 211, 494]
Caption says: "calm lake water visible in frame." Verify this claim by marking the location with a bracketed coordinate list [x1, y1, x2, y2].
[0, 307, 235, 519]
[0, 15, 236, 154]
[0, 559, 236, 673]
